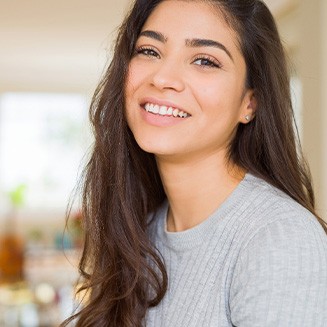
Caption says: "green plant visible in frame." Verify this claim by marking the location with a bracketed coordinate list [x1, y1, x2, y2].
[8, 184, 27, 208]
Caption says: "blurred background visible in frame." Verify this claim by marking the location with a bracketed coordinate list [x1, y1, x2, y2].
[0, 0, 326, 326]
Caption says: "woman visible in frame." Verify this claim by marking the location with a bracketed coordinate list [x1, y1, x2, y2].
[63, 0, 327, 326]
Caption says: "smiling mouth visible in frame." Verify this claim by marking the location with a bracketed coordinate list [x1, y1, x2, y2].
[143, 102, 191, 118]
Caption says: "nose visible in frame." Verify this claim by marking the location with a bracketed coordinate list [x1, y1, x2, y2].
[151, 59, 185, 92]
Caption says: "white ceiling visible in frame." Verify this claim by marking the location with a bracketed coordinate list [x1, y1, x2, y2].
[0, 0, 293, 94]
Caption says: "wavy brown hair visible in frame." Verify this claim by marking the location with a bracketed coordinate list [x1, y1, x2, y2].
[61, 0, 326, 326]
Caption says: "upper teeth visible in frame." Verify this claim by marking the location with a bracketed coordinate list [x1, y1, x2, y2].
[144, 103, 189, 118]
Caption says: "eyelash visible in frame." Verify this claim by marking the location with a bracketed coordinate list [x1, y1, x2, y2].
[134, 46, 160, 58]
[192, 55, 222, 69]
[134, 46, 222, 69]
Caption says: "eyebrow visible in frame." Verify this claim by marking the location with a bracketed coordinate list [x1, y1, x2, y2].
[138, 30, 234, 62]
[139, 30, 167, 43]
[185, 38, 233, 62]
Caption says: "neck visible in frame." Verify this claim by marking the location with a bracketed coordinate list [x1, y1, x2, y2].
[156, 151, 245, 232]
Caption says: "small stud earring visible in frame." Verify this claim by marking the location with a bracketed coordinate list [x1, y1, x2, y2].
[245, 115, 251, 121]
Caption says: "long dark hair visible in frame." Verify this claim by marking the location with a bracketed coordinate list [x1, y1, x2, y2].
[61, 0, 326, 326]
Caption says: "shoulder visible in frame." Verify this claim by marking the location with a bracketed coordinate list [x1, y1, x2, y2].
[235, 173, 327, 279]
[237, 173, 326, 249]
[229, 174, 327, 325]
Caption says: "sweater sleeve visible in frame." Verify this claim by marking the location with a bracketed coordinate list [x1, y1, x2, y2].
[229, 215, 327, 327]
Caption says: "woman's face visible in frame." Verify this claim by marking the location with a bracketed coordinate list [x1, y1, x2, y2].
[125, 0, 254, 162]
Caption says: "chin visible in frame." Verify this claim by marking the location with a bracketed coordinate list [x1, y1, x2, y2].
[133, 135, 180, 157]
[137, 141, 175, 156]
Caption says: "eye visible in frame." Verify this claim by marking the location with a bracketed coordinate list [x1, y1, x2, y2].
[135, 46, 160, 59]
[193, 56, 222, 68]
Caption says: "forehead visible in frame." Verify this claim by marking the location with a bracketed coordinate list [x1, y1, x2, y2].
[141, 0, 241, 51]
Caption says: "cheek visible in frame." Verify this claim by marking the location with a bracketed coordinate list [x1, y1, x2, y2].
[192, 79, 225, 114]
[125, 61, 146, 95]
[125, 66, 137, 100]
[125, 64, 145, 129]
[194, 76, 244, 117]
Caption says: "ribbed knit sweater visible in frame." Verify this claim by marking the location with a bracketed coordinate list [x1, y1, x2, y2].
[145, 173, 327, 326]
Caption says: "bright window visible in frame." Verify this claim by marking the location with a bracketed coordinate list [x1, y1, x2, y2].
[0, 93, 90, 210]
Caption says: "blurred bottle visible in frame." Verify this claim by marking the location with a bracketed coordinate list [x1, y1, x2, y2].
[0, 184, 26, 284]
[0, 215, 25, 284]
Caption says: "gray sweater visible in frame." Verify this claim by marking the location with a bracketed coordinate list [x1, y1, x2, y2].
[146, 173, 327, 326]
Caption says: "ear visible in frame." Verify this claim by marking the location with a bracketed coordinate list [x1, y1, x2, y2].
[240, 89, 257, 124]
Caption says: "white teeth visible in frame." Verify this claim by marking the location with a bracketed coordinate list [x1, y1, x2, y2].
[144, 102, 189, 118]
[153, 104, 160, 114]
[148, 103, 154, 112]
[159, 106, 167, 115]
[167, 107, 173, 115]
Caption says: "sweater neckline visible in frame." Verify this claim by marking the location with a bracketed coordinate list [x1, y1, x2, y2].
[156, 173, 256, 252]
